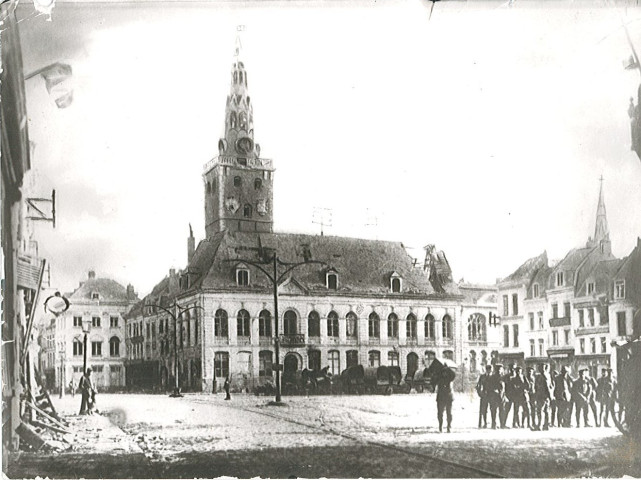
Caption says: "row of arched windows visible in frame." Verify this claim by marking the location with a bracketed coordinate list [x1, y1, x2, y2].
[212, 308, 454, 340]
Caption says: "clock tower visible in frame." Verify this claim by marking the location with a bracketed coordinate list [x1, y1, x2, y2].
[204, 36, 274, 237]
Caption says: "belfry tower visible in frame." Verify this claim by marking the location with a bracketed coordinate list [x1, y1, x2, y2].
[587, 176, 611, 255]
[204, 31, 274, 237]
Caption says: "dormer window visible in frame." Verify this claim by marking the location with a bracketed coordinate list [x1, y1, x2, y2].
[390, 272, 402, 293]
[91, 292, 100, 300]
[587, 281, 595, 295]
[532, 283, 539, 298]
[615, 280, 625, 299]
[326, 269, 338, 290]
[236, 264, 250, 286]
[556, 271, 564, 287]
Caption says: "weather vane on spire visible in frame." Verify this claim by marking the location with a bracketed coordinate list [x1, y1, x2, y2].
[234, 25, 245, 57]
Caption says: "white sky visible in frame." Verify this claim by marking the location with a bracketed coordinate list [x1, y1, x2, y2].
[17, 0, 641, 296]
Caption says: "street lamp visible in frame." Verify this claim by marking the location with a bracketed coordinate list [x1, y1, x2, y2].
[147, 303, 204, 398]
[81, 317, 91, 376]
[226, 247, 328, 405]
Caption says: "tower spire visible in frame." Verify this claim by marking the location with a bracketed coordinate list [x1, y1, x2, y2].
[594, 175, 609, 244]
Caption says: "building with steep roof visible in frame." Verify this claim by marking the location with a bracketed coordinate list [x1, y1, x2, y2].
[496, 181, 640, 377]
[123, 37, 497, 393]
[40, 271, 138, 392]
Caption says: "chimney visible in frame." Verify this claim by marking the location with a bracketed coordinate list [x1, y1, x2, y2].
[188, 224, 195, 264]
[88, 270, 96, 280]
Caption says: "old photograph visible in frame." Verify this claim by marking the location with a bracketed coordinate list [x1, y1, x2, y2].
[2, 0, 641, 477]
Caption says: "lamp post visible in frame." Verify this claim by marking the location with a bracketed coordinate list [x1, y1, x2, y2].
[81, 318, 91, 375]
[226, 248, 327, 405]
[147, 303, 204, 398]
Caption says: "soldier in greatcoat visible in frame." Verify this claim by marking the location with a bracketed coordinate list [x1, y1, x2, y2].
[486, 364, 505, 430]
[596, 368, 617, 427]
[572, 368, 593, 427]
[525, 367, 537, 429]
[435, 362, 456, 433]
[587, 370, 600, 427]
[554, 366, 573, 427]
[476, 364, 492, 428]
[500, 364, 516, 428]
[512, 366, 530, 428]
[534, 363, 555, 430]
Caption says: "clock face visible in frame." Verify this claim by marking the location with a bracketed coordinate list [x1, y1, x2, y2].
[236, 137, 254, 155]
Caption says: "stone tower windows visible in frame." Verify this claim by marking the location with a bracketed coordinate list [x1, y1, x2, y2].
[234, 176, 242, 187]
[254, 178, 262, 190]
[243, 204, 252, 218]
[206, 182, 211, 195]
[229, 112, 237, 129]
[233, 71, 238, 83]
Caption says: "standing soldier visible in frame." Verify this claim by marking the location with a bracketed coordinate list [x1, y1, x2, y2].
[224, 376, 231, 400]
[436, 362, 456, 433]
[550, 369, 559, 427]
[525, 367, 537, 429]
[487, 364, 505, 429]
[572, 369, 593, 427]
[512, 366, 530, 428]
[476, 364, 492, 428]
[554, 366, 573, 427]
[597, 368, 617, 427]
[587, 370, 600, 427]
[534, 363, 555, 431]
[501, 364, 516, 428]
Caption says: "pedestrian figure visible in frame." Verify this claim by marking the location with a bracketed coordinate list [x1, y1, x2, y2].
[550, 369, 559, 427]
[525, 367, 537, 429]
[512, 366, 530, 428]
[69, 378, 76, 398]
[554, 366, 573, 427]
[573, 369, 593, 427]
[487, 364, 505, 430]
[476, 364, 492, 428]
[597, 368, 617, 427]
[213, 377, 217, 394]
[435, 362, 456, 433]
[587, 370, 600, 427]
[500, 364, 516, 428]
[78, 368, 96, 415]
[534, 363, 555, 430]
[224, 376, 231, 400]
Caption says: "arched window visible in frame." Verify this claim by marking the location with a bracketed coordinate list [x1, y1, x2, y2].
[254, 178, 262, 190]
[236, 267, 249, 286]
[308, 311, 320, 337]
[443, 350, 454, 361]
[233, 71, 238, 84]
[259, 350, 273, 377]
[368, 312, 380, 338]
[469, 350, 477, 372]
[239, 71, 243, 84]
[327, 273, 338, 290]
[346, 350, 359, 368]
[391, 278, 401, 293]
[346, 312, 358, 338]
[284, 310, 297, 335]
[406, 313, 417, 340]
[442, 314, 453, 339]
[206, 182, 211, 194]
[214, 309, 228, 338]
[467, 313, 486, 341]
[234, 176, 242, 187]
[259, 310, 271, 337]
[388, 350, 399, 366]
[237, 309, 250, 337]
[406, 352, 419, 377]
[243, 204, 252, 218]
[368, 350, 380, 367]
[230, 112, 237, 129]
[328, 350, 340, 375]
[387, 313, 399, 339]
[425, 314, 435, 340]
[327, 311, 339, 337]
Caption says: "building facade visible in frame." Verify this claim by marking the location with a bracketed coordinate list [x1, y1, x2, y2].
[497, 182, 641, 377]
[39, 271, 138, 392]
[123, 41, 498, 393]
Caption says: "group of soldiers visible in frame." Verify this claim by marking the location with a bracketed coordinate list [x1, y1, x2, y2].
[475, 363, 618, 430]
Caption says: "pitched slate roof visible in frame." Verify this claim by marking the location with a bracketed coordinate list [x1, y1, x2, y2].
[68, 277, 137, 304]
[459, 283, 497, 305]
[500, 251, 548, 286]
[182, 231, 459, 298]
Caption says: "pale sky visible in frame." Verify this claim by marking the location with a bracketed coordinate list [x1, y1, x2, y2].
[18, 0, 641, 296]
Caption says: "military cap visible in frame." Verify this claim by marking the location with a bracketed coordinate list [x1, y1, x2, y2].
[561, 365, 568, 373]
[579, 368, 588, 374]
[515, 365, 523, 371]
[485, 364, 493, 371]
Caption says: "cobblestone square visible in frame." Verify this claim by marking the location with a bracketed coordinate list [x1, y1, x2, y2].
[7, 392, 641, 478]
